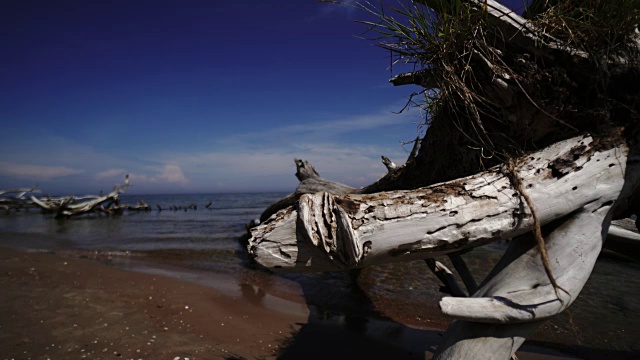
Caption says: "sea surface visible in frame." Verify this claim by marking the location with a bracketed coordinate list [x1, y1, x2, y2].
[1, 193, 639, 359]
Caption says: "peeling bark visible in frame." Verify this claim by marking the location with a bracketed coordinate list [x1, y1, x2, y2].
[432, 183, 624, 358]
[247, 133, 637, 359]
[249, 134, 635, 273]
[258, 159, 357, 223]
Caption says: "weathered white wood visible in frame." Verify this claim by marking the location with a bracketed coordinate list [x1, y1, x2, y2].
[30, 175, 130, 218]
[248, 134, 633, 272]
[608, 223, 640, 241]
[439, 199, 618, 323]
[433, 319, 541, 360]
[425, 258, 467, 297]
[381, 156, 397, 173]
[432, 195, 620, 357]
[0, 187, 40, 197]
[0, 187, 41, 210]
[604, 217, 640, 259]
[431, 142, 639, 357]
[257, 159, 356, 223]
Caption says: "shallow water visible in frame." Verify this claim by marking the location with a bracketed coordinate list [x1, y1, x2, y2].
[1, 192, 639, 359]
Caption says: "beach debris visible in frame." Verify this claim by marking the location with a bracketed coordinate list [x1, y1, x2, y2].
[250, 134, 638, 273]
[153, 202, 205, 212]
[249, 134, 638, 357]
[246, 0, 640, 357]
[0, 186, 40, 212]
[6, 175, 218, 218]
[2, 181, 215, 217]
[30, 175, 131, 218]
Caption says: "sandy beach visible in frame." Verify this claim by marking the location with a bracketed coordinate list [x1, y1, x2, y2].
[0, 247, 307, 360]
[1, 245, 638, 360]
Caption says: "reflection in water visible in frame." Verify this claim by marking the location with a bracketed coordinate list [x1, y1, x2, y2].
[239, 283, 266, 305]
[54, 217, 68, 234]
[278, 306, 434, 360]
[274, 268, 433, 359]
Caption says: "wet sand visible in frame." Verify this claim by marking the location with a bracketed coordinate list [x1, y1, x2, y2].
[0, 246, 636, 359]
[0, 247, 305, 360]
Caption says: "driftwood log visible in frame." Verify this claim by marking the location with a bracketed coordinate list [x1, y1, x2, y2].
[0, 187, 40, 211]
[30, 175, 131, 218]
[248, 135, 638, 359]
[1, 183, 211, 216]
[249, 133, 638, 271]
[258, 158, 357, 223]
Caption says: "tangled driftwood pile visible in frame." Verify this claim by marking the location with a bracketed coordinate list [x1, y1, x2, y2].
[0, 175, 145, 218]
[1, 175, 217, 218]
[0, 187, 41, 212]
[29, 175, 134, 218]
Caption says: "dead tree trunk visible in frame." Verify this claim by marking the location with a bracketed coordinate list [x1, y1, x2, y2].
[248, 133, 638, 358]
[249, 133, 638, 272]
[258, 159, 357, 223]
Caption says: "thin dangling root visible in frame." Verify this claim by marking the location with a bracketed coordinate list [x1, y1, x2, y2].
[507, 158, 570, 301]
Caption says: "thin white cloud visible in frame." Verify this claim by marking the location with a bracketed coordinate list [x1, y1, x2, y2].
[0, 161, 83, 180]
[315, 0, 358, 17]
[144, 106, 421, 191]
[223, 109, 416, 147]
[95, 168, 126, 180]
[156, 164, 189, 184]
[1, 105, 420, 193]
[128, 164, 189, 186]
[163, 140, 408, 191]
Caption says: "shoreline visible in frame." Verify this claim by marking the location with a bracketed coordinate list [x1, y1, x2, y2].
[1, 246, 637, 359]
[0, 247, 307, 360]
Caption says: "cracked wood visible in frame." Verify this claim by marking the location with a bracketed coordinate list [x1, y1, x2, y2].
[248, 134, 633, 272]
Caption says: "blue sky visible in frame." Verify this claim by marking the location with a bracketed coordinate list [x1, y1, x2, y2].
[1, 0, 526, 195]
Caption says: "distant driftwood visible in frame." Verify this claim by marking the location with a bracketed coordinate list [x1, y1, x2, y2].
[29, 175, 132, 218]
[1, 180, 215, 217]
[0, 186, 41, 212]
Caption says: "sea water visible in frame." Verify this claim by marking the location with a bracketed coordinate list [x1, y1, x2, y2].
[0, 193, 281, 251]
[1, 192, 639, 358]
